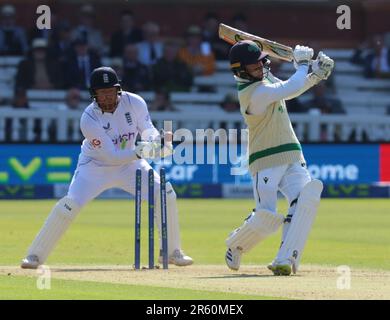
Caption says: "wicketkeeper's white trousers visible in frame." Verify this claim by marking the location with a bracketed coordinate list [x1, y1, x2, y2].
[68, 159, 182, 255]
[26, 159, 182, 263]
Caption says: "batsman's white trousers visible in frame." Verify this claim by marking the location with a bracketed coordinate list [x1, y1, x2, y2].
[252, 161, 311, 212]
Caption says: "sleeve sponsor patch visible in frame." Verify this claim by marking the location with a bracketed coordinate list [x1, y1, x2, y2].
[91, 139, 102, 148]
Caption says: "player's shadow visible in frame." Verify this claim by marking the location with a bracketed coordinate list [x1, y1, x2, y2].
[197, 274, 276, 279]
[53, 266, 160, 272]
[53, 268, 134, 273]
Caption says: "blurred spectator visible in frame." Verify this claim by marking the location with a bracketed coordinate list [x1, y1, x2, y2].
[47, 21, 73, 63]
[305, 83, 345, 142]
[220, 93, 239, 112]
[351, 34, 390, 78]
[110, 57, 124, 83]
[219, 93, 241, 131]
[0, 4, 28, 55]
[121, 43, 151, 92]
[231, 13, 249, 32]
[110, 10, 143, 57]
[149, 89, 175, 112]
[304, 82, 345, 114]
[202, 12, 230, 60]
[178, 25, 215, 76]
[15, 38, 64, 90]
[12, 87, 29, 109]
[137, 22, 163, 66]
[52, 88, 83, 142]
[64, 37, 101, 90]
[152, 41, 193, 92]
[71, 4, 105, 55]
[286, 98, 308, 113]
[59, 88, 83, 110]
[0, 89, 8, 105]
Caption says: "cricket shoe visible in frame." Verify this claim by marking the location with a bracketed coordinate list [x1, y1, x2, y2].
[159, 249, 193, 266]
[20, 255, 40, 269]
[267, 260, 293, 276]
[225, 247, 242, 271]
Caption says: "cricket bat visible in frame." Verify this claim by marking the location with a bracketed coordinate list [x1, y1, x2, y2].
[219, 23, 294, 62]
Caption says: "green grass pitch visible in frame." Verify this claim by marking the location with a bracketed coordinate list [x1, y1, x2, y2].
[0, 198, 389, 299]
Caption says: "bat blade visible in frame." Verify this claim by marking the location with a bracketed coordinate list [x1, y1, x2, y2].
[218, 23, 294, 62]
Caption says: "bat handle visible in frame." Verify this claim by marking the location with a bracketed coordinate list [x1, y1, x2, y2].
[291, 59, 315, 65]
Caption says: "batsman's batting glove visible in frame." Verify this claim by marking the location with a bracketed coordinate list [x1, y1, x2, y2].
[310, 51, 335, 82]
[293, 45, 314, 68]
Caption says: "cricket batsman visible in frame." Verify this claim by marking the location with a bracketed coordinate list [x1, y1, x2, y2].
[224, 40, 334, 275]
[21, 67, 193, 269]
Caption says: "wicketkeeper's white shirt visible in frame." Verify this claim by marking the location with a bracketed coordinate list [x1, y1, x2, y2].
[79, 91, 159, 167]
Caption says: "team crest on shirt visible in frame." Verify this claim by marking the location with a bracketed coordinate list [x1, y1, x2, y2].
[125, 112, 133, 125]
[91, 139, 101, 148]
[103, 122, 111, 130]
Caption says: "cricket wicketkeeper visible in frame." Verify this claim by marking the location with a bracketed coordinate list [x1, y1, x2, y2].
[21, 67, 193, 269]
[225, 40, 334, 275]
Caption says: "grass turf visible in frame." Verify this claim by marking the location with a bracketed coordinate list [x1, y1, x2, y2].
[0, 274, 275, 300]
[1, 198, 389, 299]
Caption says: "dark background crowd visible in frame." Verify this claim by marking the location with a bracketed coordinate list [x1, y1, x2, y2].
[0, 1, 390, 127]
[0, 4, 233, 102]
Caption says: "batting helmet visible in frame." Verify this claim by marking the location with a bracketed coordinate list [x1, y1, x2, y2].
[229, 40, 269, 80]
[89, 67, 122, 98]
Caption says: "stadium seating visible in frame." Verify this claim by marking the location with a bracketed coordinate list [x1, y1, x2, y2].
[1, 48, 390, 142]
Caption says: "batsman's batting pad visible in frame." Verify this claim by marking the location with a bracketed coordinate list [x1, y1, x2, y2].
[226, 210, 284, 253]
[275, 179, 323, 274]
[27, 197, 81, 264]
[155, 182, 181, 256]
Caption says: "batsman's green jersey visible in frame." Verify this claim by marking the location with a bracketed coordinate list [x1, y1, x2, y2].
[237, 78, 304, 176]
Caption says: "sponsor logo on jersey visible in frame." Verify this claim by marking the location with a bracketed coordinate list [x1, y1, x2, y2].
[112, 132, 135, 146]
[103, 122, 111, 130]
[91, 139, 101, 148]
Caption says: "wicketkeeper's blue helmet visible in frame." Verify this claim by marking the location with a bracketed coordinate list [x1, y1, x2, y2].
[89, 67, 121, 98]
